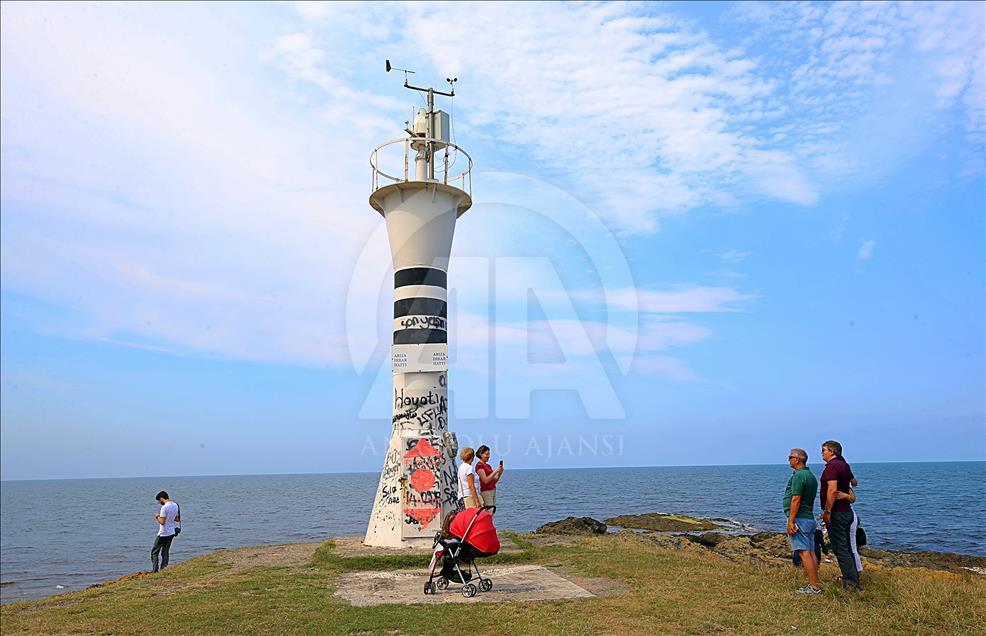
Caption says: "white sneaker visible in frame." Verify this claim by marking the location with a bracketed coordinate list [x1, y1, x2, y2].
[796, 585, 823, 595]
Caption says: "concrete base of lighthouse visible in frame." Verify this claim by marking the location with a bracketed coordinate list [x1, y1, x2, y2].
[364, 372, 459, 548]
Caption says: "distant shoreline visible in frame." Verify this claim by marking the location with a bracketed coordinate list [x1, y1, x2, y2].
[3, 459, 984, 482]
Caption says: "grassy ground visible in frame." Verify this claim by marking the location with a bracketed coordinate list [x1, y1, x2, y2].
[3, 532, 984, 635]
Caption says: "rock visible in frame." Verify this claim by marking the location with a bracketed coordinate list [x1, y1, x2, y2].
[859, 547, 986, 574]
[754, 535, 791, 560]
[605, 513, 722, 532]
[697, 533, 791, 564]
[637, 531, 703, 552]
[544, 512, 986, 576]
[686, 532, 734, 548]
[535, 517, 607, 535]
[750, 531, 780, 544]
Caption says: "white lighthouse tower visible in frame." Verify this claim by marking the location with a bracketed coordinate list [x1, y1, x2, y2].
[364, 63, 473, 547]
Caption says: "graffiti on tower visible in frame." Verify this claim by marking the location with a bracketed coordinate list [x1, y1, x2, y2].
[402, 437, 443, 536]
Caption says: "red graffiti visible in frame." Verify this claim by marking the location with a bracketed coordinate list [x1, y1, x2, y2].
[403, 438, 441, 458]
[410, 468, 436, 492]
[404, 506, 440, 526]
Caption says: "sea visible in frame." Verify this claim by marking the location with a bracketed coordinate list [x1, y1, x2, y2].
[2, 462, 984, 603]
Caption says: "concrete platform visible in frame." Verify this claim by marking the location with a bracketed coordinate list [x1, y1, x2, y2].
[331, 535, 522, 557]
[333, 564, 594, 606]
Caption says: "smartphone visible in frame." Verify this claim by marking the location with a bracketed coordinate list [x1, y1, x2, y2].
[499, 460, 503, 467]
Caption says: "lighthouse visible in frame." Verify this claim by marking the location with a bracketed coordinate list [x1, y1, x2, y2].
[364, 63, 472, 547]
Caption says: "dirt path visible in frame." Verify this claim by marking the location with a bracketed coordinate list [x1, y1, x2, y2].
[213, 541, 322, 575]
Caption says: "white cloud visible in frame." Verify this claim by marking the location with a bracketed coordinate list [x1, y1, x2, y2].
[2, 1, 976, 375]
[857, 240, 876, 260]
[395, 2, 817, 232]
[292, 1, 335, 22]
[734, 1, 985, 177]
[1, 3, 376, 365]
[605, 285, 757, 314]
[719, 250, 753, 264]
[827, 212, 849, 241]
[265, 31, 401, 125]
[522, 283, 755, 380]
[448, 310, 710, 382]
[393, 1, 982, 230]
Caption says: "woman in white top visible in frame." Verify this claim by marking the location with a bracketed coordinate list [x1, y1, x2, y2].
[456, 447, 481, 509]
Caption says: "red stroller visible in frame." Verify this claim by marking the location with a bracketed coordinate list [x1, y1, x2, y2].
[424, 506, 500, 597]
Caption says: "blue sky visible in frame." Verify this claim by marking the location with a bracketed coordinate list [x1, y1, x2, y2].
[1, 1, 983, 480]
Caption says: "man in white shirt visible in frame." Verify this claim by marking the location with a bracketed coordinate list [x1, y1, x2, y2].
[456, 447, 481, 509]
[151, 490, 180, 572]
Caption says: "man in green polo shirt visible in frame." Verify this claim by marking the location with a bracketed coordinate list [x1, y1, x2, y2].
[784, 448, 821, 594]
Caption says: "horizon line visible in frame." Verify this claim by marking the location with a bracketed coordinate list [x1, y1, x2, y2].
[3, 458, 984, 483]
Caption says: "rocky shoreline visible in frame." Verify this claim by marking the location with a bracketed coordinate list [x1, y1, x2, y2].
[533, 513, 986, 576]
[8, 511, 983, 606]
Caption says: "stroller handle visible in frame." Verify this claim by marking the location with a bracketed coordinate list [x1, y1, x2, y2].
[481, 505, 497, 515]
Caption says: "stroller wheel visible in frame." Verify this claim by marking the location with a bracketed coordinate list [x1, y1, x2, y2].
[461, 583, 477, 598]
[479, 578, 493, 592]
[436, 578, 449, 590]
[423, 582, 436, 595]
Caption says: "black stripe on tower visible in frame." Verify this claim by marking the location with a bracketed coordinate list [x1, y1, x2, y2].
[394, 298, 447, 318]
[393, 329, 448, 344]
[394, 267, 447, 289]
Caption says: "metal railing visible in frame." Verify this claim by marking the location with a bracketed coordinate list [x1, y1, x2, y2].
[370, 137, 473, 197]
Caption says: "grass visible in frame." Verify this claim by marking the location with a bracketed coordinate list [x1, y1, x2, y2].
[3, 532, 984, 635]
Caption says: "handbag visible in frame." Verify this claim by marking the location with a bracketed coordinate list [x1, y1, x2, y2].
[173, 503, 182, 536]
[855, 524, 866, 547]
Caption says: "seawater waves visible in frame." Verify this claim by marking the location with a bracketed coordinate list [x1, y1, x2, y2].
[2, 462, 983, 603]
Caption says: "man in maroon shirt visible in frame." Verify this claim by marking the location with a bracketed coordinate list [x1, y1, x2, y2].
[820, 440, 860, 589]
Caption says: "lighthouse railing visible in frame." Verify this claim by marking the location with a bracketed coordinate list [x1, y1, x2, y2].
[370, 137, 473, 198]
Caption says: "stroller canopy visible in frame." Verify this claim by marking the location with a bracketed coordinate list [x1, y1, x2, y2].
[450, 509, 500, 556]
